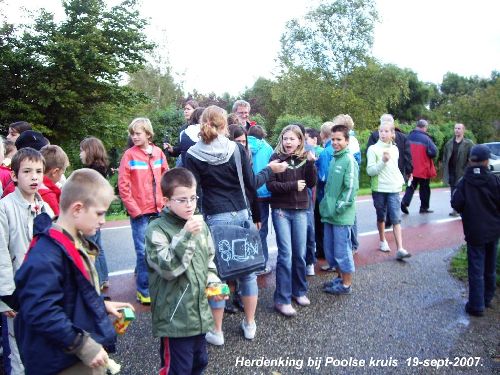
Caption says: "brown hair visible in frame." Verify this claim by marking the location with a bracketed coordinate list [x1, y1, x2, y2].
[330, 125, 350, 140]
[9, 121, 32, 135]
[275, 124, 306, 157]
[80, 137, 109, 168]
[160, 167, 196, 198]
[11, 147, 45, 176]
[248, 125, 267, 139]
[199, 105, 227, 144]
[40, 145, 70, 172]
[60, 168, 115, 212]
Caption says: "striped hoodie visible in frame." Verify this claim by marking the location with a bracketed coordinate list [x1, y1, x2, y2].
[319, 147, 359, 226]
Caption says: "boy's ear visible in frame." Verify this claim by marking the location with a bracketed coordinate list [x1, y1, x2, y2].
[69, 201, 85, 215]
[10, 170, 17, 182]
[162, 196, 169, 207]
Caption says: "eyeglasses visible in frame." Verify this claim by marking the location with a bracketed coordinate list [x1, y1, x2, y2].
[170, 196, 199, 205]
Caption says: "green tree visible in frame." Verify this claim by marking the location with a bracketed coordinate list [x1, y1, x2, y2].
[0, 0, 153, 146]
[279, 0, 379, 81]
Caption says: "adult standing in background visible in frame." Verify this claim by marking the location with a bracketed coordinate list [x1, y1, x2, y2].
[401, 119, 437, 214]
[442, 123, 474, 217]
[232, 100, 256, 132]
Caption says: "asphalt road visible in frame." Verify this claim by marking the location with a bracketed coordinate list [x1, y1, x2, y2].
[98, 188, 499, 374]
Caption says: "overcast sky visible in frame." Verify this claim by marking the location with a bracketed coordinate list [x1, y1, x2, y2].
[2, 0, 499, 95]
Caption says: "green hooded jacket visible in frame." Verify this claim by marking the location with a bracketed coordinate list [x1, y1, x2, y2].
[145, 209, 220, 338]
[319, 147, 359, 226]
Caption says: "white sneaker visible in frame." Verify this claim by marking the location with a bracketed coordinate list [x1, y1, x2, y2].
[379, 240, 391, 252]
[241, 318, 256, 340]
[396, 248, 412, 260]
[205, 330, 224, 346]
[306, 264, 315, 276]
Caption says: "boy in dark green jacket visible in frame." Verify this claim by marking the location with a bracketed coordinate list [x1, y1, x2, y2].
[320, 125, 359, 295]
[145, 168, 222, 374]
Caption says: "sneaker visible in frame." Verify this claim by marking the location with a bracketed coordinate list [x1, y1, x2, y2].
[465, 302, 484, 317]
[292, 295, 310, 306]
[449, 210, 460, 217]
[322, 277, 342, 289]
[241, 319, 256, 340]
[306, 264, 315, 276]
[233, 294, 245, 312]
[274, 303, 297, 317]
[396, 248, 412, 260]
[419, 208, 434, 214]
[323, 283, 352, 295]
[379, 240, 391, 252]
[205, 330, 224, 345]
[224, 300, 239, 314]
[136, 291, 151, 305]
[401, 203, 409, 214]
[100, 280, 110, 290]
[320, 264, 336, 272]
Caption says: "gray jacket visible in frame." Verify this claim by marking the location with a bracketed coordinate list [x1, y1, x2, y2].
[442, 138, 474, 185]
[0, 188, 53, 311]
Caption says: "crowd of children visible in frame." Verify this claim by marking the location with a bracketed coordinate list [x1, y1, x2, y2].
[0, 103, 498, 374]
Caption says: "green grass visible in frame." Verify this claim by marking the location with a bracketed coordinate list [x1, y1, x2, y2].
[357, 181, 445, 197]
[450, 244, 500, 286]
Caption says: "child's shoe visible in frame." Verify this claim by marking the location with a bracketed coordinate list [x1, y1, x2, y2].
[292, 295, 310, 306]
[396, 248, 411, 260]
[379, 240, 391, 252]
[322, 277, 342, 289]
[306, 264, 315, 276]
[205, 330, 224, 346]
[274, 303, 297, 317]
[320, 264, 336, 272]
[323, 283, 351, 295]
[136, 291, 151, 305]
[241, 318, 256, 340]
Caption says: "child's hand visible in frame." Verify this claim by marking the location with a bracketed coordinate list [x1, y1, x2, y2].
[382, 151, 390, 162]
[2, 310, 16, 318]
[268, 160, 288, 173]
[307, 151, 317, 161]
[209, 294, 229, 302]
[104, 301, 135, 319]
[184, 216, 203, 235]
[297, 180, 306, 191]
[89, 348, 108, 368]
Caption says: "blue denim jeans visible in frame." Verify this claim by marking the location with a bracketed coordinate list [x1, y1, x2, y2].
[372, 192, 402, 224]
[467, 240, 498, 312]
[257, 200, 270, 264]
[323, 224, 355, 274]
[305, 190, 316, 265]
[205, 209, 258, 309]
[87, 229, 109, 287]
[272, 208, 308, 304]
[131, 214, 156, 297]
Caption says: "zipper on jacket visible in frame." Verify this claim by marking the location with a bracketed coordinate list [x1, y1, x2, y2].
[148, 153, 158, 211]
[170, 283, 190, 322]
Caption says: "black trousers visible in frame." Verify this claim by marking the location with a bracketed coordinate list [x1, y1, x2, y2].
[401, 177, 431, 210]
[160, 335, 208, 375]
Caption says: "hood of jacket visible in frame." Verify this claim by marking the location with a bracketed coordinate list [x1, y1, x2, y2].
[248, 136, 266, 155]
[184, 124, 201, 143]
[187, 134, 236, 165]
[463, 165, 491, 186]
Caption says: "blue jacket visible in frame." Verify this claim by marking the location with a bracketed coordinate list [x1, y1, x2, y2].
[248, 136, 273, 198]
[14, 213, 116, 375]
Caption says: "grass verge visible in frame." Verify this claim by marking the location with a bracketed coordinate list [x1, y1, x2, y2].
[450, 244, 500, 286]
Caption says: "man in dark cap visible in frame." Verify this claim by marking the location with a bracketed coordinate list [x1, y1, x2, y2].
[401, 119, 437, 214]
[451, 144, 500, 317]
[14, 130, 49, 151]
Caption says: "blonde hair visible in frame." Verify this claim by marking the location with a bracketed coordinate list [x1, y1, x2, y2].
[275, 125, 306, 157]
[379, 114, 395, 129]
[320, 121, 335, 138]
[40, 145, 70, 172]
[333, 114, 354, 130]
[199, 105, 228, 144]
[128, 118, 154, 140]
[60, 168, 115, 212]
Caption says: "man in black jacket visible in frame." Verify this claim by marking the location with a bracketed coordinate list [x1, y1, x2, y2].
[451, 144, 500, 317]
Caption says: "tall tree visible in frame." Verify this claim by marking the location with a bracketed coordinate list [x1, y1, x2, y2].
[0, 0, 154, 145]
[279, 0, 379, 81]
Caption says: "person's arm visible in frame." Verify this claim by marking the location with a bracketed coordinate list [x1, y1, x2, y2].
[450, 180, 465, 213]
[305, 158, 317, 188]
[366, 146, 385, 177]
[266, 154, 296, 193]
[426, 136, 438, 158]
[184, 154, 203, 204]
[336, 157, 359, 215]
[205, 229, 221, 285]
[145, 221, 199, 281]
[0, 205, 15, 300]
[404, 137, 413, 176]
[118, 152, 141, 218]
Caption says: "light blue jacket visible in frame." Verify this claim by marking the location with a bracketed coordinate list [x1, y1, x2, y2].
[248, 136, 273, 198]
